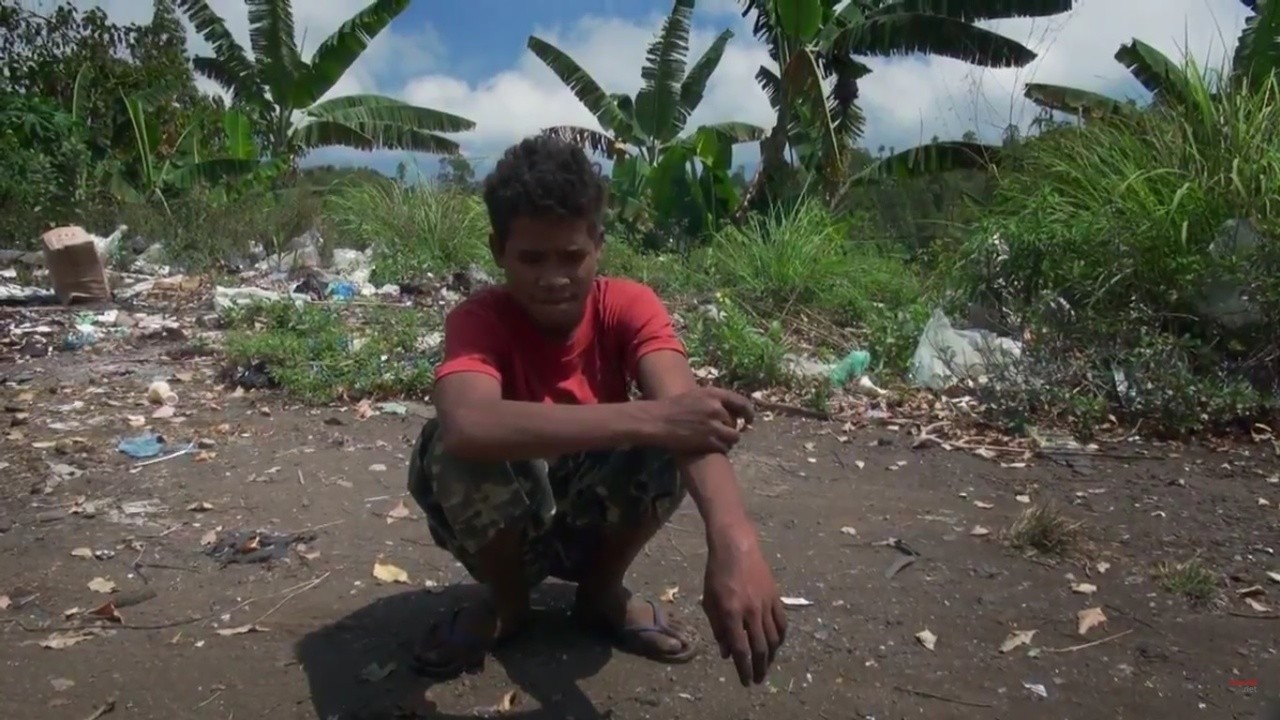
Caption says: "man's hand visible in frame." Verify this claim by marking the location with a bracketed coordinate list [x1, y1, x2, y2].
[647, 387, 755, 454]
[701, 524, 787, 686]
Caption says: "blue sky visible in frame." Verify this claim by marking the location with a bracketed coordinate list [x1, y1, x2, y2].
[35, 0, 1256, 176]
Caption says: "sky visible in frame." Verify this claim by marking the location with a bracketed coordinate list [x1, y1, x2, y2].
[20, 0, 1256, 176]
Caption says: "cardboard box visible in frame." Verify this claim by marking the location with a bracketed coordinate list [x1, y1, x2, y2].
[41, 226, 111, 304]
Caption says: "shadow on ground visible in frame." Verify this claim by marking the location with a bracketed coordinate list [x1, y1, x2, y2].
[296, 582, 614, 720]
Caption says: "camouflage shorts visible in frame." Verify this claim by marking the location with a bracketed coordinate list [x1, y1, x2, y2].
[407, 418, 686, 585]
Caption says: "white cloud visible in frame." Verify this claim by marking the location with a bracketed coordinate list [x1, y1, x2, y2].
[22, 0, 1256, 172]
[335, 0, 1255, 170]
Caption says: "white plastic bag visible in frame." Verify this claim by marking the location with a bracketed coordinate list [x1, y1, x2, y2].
[909, 308, 1022, 390]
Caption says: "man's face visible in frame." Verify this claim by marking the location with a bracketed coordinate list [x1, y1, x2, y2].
[493, 216, 602, 335]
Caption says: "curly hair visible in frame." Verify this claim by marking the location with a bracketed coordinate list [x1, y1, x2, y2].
[481, 134, 609, 250]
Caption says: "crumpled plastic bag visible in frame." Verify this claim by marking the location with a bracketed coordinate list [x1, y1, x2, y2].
[909, 308, 1022, 391]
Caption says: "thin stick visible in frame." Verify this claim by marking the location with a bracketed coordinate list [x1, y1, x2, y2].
[1227, 611, 1280, 619]
[83, 697, 116, 720]
[132, 441, 197, 468]
[893, 686, 992, 708]
[296, 469, 305, 485]
[195, 691, 222, 710]
[1042, 629, 1134, 653]
[252, 572, 330, 625]
[290, 519, 343, 535]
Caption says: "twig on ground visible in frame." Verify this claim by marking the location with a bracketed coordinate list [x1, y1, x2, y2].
[195, 691, 222, 710]
[83, 697, 116, 720]
[893, 686, 992, 708]
[1043, 629, 1134, 652]
[252, 572, 330, 625]
[753, 399, 831, 421]
[1227, 611, 1280, 620]
[290, 519, 343, 535]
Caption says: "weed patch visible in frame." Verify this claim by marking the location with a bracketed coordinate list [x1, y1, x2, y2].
[325, 182, 492, 286]
[220, 299, 440, 403]
[1155, 558, 1219, 607]
[1004, 503, 1082, 559]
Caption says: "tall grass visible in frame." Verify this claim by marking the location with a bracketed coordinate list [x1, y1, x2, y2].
[326, 181, 493, 286]
[960, 63, 1280, 322]
[952, 60, 1280, 434]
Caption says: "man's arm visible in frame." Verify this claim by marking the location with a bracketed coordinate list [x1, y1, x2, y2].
[434, 373, 660, 462]
[634, 350, 754, 540]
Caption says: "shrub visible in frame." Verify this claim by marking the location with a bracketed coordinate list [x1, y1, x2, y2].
[325, 181, 492, 286]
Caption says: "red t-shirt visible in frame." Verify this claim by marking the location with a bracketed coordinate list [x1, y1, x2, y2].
[434, 276, 686, 404]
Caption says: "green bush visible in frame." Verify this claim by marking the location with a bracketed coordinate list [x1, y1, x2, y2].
[951, 65, 1280, 434]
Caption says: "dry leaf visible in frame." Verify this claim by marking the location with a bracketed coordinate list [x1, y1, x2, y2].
[1095, 561, 1111, 574]
[87, 601, 122, 623]
[0, 594, 10, 610]
[1244, 597, 1271, 613]
[854, 460, 865, 470]
[839, 526, 857, 536]
[1076, 607, 1107, 636]
[973, 500, 994, 509]
[1071, 582, 1098, 596]
[1237, 585, 1265, 598]
[999, 629, 1037, 653]
[1014, 494, 1032, 504]
[126, 415, 147, 428]
[385, 500, 411, 523]
[70, 547, 94, 559]
[659, 586, 679, 603]
[780, 597, 813, 607]
[969, 525, 991, 537]
[355, 399, 375, 420]
[373, 559, 410, 584]
[152, 405, 175, 419]
[296, 544, 321, 560]
[915, 629, 937, 651]
[215, 624, 266, 636]
[87, 577, 116, 594]
[32, 628, 111, 649]
[359, 661, 396, 682]
[187, 501, 213, 512]
[200, 530, 218, 546]
[1267, 571, 1280, 583]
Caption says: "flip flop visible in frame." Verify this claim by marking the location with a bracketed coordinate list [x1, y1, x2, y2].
[411, 606, 519, 678]
[577, 599, 701, 664]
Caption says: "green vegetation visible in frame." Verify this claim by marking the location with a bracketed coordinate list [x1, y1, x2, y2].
[7, 0, 1280, 439]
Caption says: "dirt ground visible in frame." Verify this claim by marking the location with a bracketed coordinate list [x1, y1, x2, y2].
[1, 334, 1278, 720]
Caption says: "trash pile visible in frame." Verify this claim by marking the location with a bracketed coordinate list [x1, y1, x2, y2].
[0, 223, 495, 364]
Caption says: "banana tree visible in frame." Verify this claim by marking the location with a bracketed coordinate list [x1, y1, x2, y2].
[739, 0, 1073, 192]
[1025, 0, 1275, 120]
[110, 90, 263, 211]
[175, 0, 475, 169]
[527, 0, 764, 238]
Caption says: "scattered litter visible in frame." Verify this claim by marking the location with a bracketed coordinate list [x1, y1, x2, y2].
[117, 431, 165, 459]
[1023, 681, 1048, 699]
[1267, 571, 1280, 583]
[839, 526, 857, 536]
[1244, 597, 1271, 613]
[974, 500, 994, 509]
[908, 307, 1022, 390]
[1015, 494, 1032, 504]
[204, 529, 316, 565]
[1071, 582, 1097, 596]
[71, 547, 94, 559]
[368, 463, 387, 472]
[373, 558, 410, 584]
[969, 526, 991, 537]
[915, 629, 937, 651]
[0, 594, 10, 610]
[146, 380, 178, 405]
[377, 402, 408, 416]
[780, 596, 813, 607]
